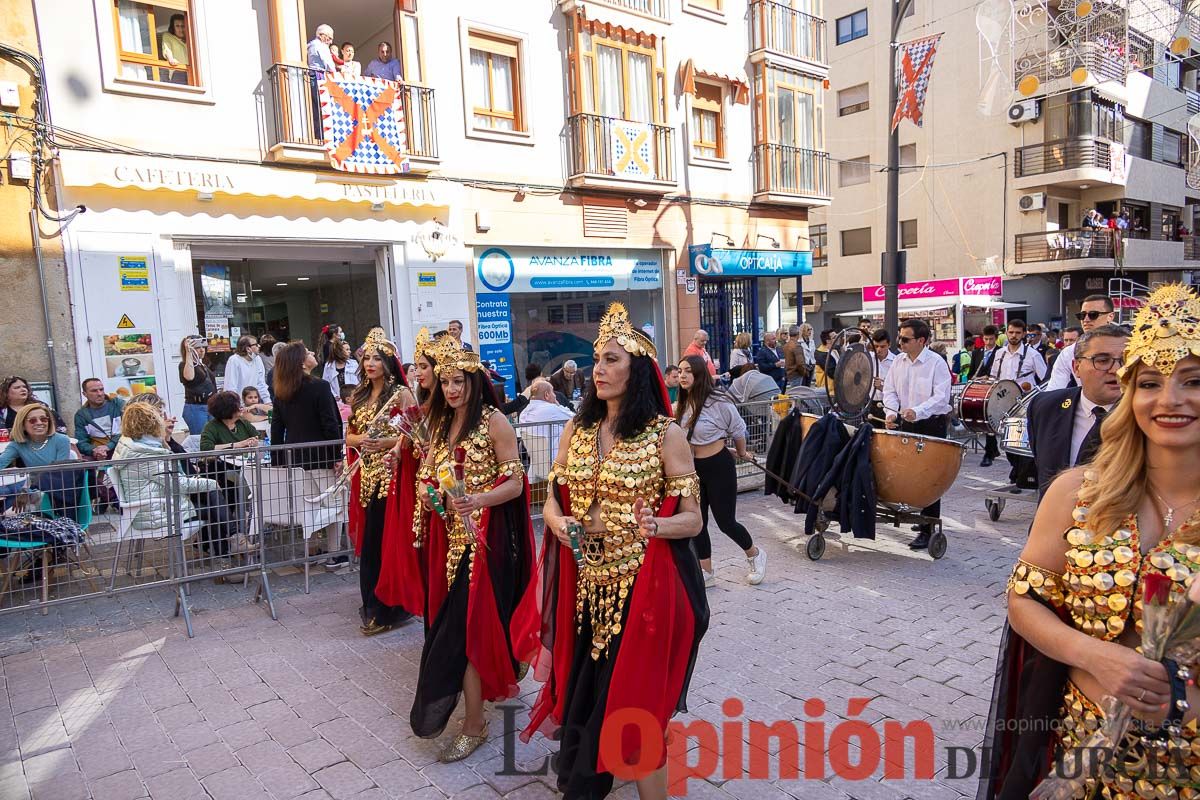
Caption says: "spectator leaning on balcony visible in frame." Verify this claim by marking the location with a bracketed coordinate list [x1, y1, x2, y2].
[364, 42, 401, 82]
[160, 13, 190, 84]
[339, 43, 361, 78]
[307, 24, 336, 73]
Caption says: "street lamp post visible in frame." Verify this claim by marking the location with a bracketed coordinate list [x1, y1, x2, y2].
[883, 0, 915, 337]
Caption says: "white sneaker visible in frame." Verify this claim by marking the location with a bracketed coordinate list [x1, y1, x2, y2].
[702, 569, 716, 588]
[747, 548, 767, 585]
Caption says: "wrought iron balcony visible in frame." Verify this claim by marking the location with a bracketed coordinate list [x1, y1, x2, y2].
[1013, 137, 1112, 178]
[749, 0, 827, 67]
[1015, 227, 1115, 263]
[265, 64, 437, 166]
[584, 0, 669, 21]
[565, 113, 675, 189]
[752, 143, 831, 205]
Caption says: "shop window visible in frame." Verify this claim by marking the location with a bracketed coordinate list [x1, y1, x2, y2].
[836, 10, 868, 45]
[809, 224, 828, 268]
[573, 21, 666, 123]
[837, 83, 869, 117]
[842, 226, 872, 256]
[900, 143, 916, 167]
[467, 31, 524, 132]
[901, 219, 918, 249]
[691, 80, 724, 159]
[112, 0, 197, 86]
[839, 156, 870, 187]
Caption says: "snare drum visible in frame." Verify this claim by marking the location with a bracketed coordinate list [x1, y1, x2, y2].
[956, 378, 1023, 435]
[997, 386, 1041, 457]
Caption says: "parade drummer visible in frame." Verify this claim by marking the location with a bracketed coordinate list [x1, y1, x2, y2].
[1026, 324, 1128, 500]
[526, 302, 707, 799]
[409, 337, 539, 763]
[978, 283, 1200, 800]
[969, 324, 1002, 467]
[882, 317, 953, 551]
[989, 318, 1047, 492]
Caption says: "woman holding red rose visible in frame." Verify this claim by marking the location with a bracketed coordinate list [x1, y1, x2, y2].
[409, 337, 538, 763]
[979, 284, 1200, 799]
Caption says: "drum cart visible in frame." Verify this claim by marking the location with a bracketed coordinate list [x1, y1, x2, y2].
[809, 506, 947, 560]
[982, 487, 1037, 522]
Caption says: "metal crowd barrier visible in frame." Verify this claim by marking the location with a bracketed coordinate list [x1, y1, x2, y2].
[0, 402, 804, 631]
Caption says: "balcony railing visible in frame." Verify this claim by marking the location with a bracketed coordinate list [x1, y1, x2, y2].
[1015, 228, 1115, 263]
[587, 0, 669, 21]
[1014, 137, 1112, 178]
[1186, 235, 1200, 261]
[752, 143, 831, 199]
[749, 0, 827, 65]
[566, 113, 675, 183]
[265, 64, 437, 160]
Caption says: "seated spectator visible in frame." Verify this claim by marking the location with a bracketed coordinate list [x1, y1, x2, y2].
[200, 392, 260, 452]
[549, 360, 587, 403]
[74, 378, 124, 461]
[1, 376, 67, 433]
[112, 403, 231, 563]
[0, 404, 82, 519]
[520, 379, 573, 425]
[364, 41, 401, 81]
[727, 363, 782, 404]
[240, 386, 270, 423]
[339, 42, 361, 77]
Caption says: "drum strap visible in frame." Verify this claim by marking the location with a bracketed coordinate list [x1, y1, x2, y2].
[995, 346, 1030, 385]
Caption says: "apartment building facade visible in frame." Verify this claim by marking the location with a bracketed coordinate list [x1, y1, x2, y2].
[22, 0, 827, 409]
[809, 0, 1200, 344]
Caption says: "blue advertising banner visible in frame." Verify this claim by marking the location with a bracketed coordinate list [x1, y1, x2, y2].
[687, 245, 812, 277]
[476, 293, 517, 400]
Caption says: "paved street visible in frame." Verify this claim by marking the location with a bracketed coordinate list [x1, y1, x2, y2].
[0, 456, 1031, 800]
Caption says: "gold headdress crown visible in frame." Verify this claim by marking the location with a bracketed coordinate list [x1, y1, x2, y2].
[1121, 283, 1200, 379]
[433, 338, 483, 375]
[413, 327, 433, 360]
[362, 327, 397, 358]
[594, 302, 657, 359]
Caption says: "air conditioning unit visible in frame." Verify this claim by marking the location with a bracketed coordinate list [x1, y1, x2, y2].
[802, 293, 822, 313]
[1018, 192, 1046, 212]
[1008, 99, 1040, 124]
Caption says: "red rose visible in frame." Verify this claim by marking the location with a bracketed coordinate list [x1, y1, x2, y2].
[454, 446, 467, 464]
[1143, 572, 1172, 606]
[453, 462, 465, 481]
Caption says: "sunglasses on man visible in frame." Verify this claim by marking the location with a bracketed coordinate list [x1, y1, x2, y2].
[1075, 310, 1109, 321]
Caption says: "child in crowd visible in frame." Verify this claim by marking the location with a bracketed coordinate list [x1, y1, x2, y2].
[336, 384, 353, 425]
[240, 386, 270, 423]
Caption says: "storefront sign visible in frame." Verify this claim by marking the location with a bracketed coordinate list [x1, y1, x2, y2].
[861, 276, 1003, 307]
[475, 247, 662, 294]
[477, 295, 517, 399]
[119, 256, 150, 292]
[687, 245, 812, 277]
[101, 331, 158, 400]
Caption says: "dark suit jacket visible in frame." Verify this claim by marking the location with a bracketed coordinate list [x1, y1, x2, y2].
[969, 346, 1000, 380]
[1026, 386, 1082, 498]
[754, 345, 785, 385]
[270, 377, 344, 470]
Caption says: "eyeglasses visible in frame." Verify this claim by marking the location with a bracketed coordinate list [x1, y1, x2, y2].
[896, 335, 913, 344]
[1075, 310, 1109, 321]
[1077, 353, 1124, 371]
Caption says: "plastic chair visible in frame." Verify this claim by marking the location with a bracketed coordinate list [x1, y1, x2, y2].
[107, 465, 201, 588]
[38, 469, 92, 530]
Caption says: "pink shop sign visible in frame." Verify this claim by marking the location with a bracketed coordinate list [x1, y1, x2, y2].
[861, 277, 1002, 306]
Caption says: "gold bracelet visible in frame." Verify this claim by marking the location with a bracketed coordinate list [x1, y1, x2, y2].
[1007, 558, 1065, 609]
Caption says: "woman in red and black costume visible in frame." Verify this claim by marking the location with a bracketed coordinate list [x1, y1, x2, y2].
[410, 337, 539, 763]
[345, 328, 420, 635]
[525, 302, 708, 799]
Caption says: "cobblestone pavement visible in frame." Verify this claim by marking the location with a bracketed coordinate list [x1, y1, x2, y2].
[0, 456, 1032, 800]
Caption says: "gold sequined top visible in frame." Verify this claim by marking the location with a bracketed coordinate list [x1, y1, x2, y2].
[549, 415, 700, 660]
[351, 397, 400, 507]
[422, 407, 524, 588]
[1009, 500, 1200, 641]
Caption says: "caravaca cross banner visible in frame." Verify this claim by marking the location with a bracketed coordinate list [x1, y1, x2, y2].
[891, 33, 943, 133]
[319, 75, 411, 174]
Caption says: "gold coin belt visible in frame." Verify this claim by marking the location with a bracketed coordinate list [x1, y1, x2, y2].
[552, 416, 683, 660]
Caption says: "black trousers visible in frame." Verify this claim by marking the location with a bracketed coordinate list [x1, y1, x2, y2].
[693, 448, 754, 560]
[899, 415, 948, 533]
[190, 490, 232, 557]
[1007, 453, 1038, 489]
[983, 434, 1000, 459]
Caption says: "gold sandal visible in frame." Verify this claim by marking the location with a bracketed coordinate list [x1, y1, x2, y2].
[360, 619, 394, 637]
[437, 721, 489, 763]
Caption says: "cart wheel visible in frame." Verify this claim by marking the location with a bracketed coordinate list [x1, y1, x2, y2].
[986, 498, 1002, 522]
[928, 531, 948, 560]
[806, 533, 826, 561]
[815, 511, 830, 533]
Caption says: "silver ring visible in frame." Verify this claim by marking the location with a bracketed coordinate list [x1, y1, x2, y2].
[1138, 689, 1147, 702]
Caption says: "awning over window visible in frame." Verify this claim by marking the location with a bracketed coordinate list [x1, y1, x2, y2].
[55, 149, 453, 209]
[679, 59, 750, 104]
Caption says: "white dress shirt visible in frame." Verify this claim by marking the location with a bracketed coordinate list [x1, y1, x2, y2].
[871, 351, 896, 401]
[1069, 394, 1113, 466]
[883, 347, 953, 421]
[1045, 342, 1077, 390]
[989, 343, 1047, 388]
[519, 399, 575, 463]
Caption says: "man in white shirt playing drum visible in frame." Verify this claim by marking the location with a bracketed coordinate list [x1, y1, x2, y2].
[1045, 294, 1116, 390]
[989, 318, 1046, 492]
[883, 318, 953, 550]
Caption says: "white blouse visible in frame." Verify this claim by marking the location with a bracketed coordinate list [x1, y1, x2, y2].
[223, 354, 271, 403]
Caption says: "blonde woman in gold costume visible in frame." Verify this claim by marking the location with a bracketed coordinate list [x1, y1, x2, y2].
[980, 284, 1200, 800]
[525, 303, 708, 800]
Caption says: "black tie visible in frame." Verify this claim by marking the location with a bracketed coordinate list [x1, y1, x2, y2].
[1076, 406, 1107, 465]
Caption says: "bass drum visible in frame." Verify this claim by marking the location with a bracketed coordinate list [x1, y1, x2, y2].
[957, 378, 1022, 435]
[872, 429, 965, 510]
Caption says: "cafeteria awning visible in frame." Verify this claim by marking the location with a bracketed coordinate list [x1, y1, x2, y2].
[839, 298, 1028, 316]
